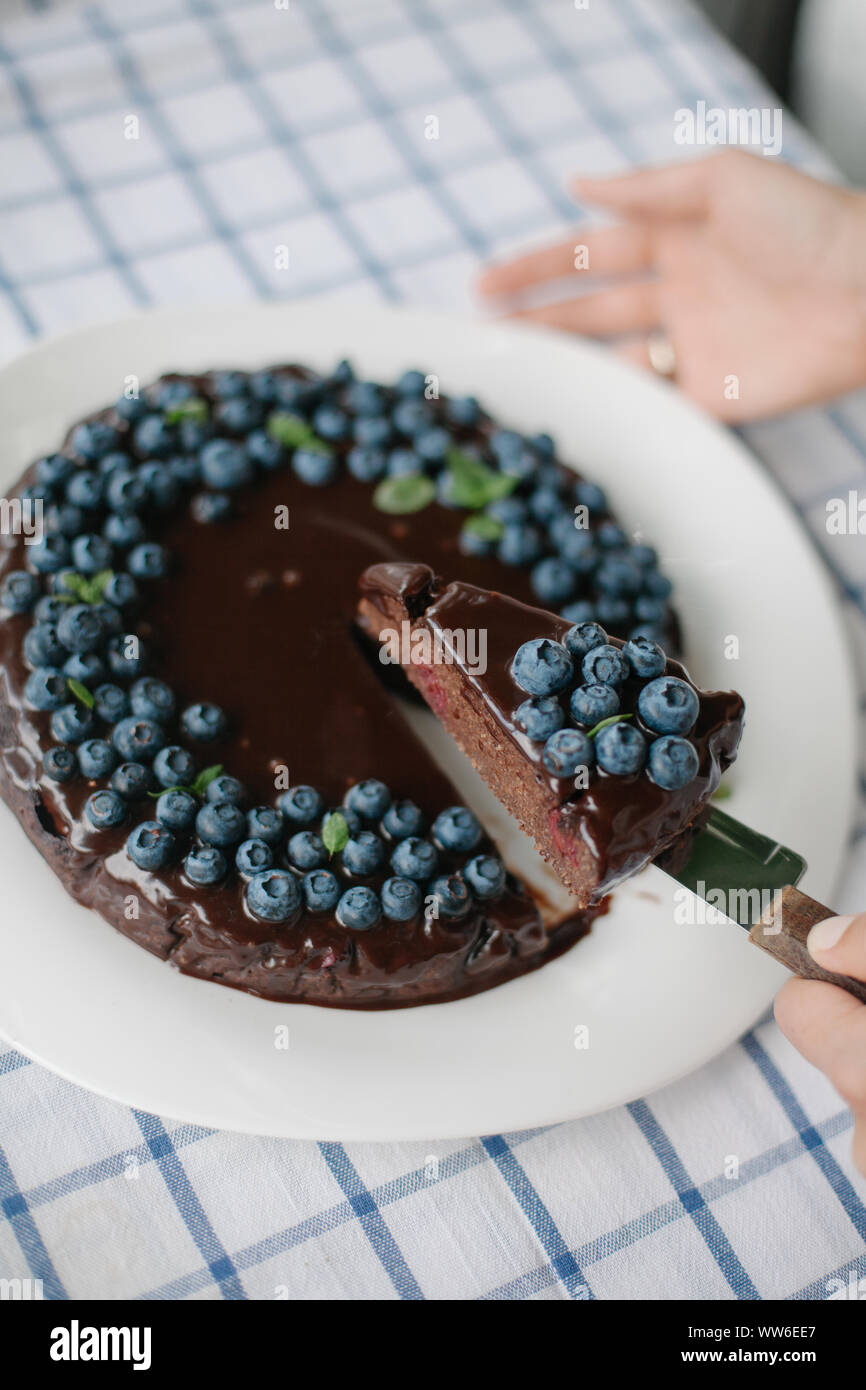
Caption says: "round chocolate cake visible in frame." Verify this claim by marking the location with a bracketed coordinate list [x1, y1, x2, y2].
[0, 361, 677, 1008]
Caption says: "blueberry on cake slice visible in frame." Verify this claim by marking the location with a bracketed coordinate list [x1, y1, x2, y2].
[358, 563, 744, 907]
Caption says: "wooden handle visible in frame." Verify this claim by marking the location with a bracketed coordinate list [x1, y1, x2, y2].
[749, 886, 866, 1004]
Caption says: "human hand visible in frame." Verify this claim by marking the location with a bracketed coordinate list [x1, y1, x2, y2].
[478, 151, 866, 423]
[775, 913, 866, 1177]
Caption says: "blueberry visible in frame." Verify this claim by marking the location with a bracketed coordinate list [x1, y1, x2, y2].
[321, 805, 361, 837]
[102, 573, 139, 608]
[128, 542, 169, 580]
[595, 722, 647, 775]
[36, 454, 75, 491]
[342, 831, 385, 876]
[638, 676, 699, 735]
[245, 430, 284, 471]
[336, 885, 380, 931]
[596, 596, 630, 628]
[380, 876, 422, 921]
[250, 369, 281, 402]
[392, 399, 427, 436]
[542, 728, 595, 777]
[528, 486, 563, 526]
[354, 415, 391, 449]
[34, 596, 67, 624]
[278, 784, 323, 827]
[499, 448, 541, 485]
[345, 779, 392, 822]
[485, 496, 527, 526]
[560, 600, 596, 625]
[115, 394, 148, 422]
[98, 451, 132, 478]
[597, 557, 643, 597]
[206, 774, 247, 806]
[623, 635, 666, 679]
[94, 682, 130, 723]
[51, 702, 95, 745]
[558, 531, 597, 573]
[106, 634, 147, 681]
[387, 448, 423, 477]
[631, 544, 658, 570]
[634, 596, 667, 624]
[529, 431, 555, 458]
[110, 761, 153, 800]
[25, 667, 68, 711]
[390, 836, 438, 882]
[292, 446, 338, 487]
[56, 604, 103, 655]
[647, 735, 699, 790]
[133, 415, 176, 459]
[102, 513, 145, 552]
[126, 821, 177, 870]
[435, 471, 463, 509]
[497, 523, 542, 567]
[235, 838, 273, 877]
[381, 799, 425, 841]
[155, 788, 198, 832]
[432, 805, 482, 853]
[347, 445, 387, 482]
[302, 869, 341, 913]
[191, 492, 232, 524]
[459, 521, 497, 558]
[414, 427, 450, 464]
[138, 461, 180, 511]
[630, 623, 665, 645]
[574, 480, 607, 512]
[642, 571, 673, 600]
[511, 638, 573, 697]
[45, 502, 86, 538]
[63, 651, 106, 686]
[445, 395, 480, 427]
[112, 716, 164, 763]
[489, 429, 523, 462]
[196, 801, 246, 847]
[312, 404, 349, 441]
[275, 375, 319, 412]
[515, 695, 565, 741]
[1, 570, 39, 614]
[530, 557, 575, 605]
[563, 621, 607, 660]
[569, 683, 620, 727]
[69, 533, 112, 576]
[395, 368, 426, 397]
[199, 439, 254, 491]
[246, 806, 283, 846]
[581, 643, 630, 687]
[216, 397, 263, 434]
[181, 702, 227, 742]
[105, 469, 147, 513]
[167, 454, 201, 488]
[77, 738, 118, 779]
[246, 869, 301, 923]
[211, 370, 248, 400]
[597, 521, 627, 550]
[287, 830, 327, 870]
[153, 379, 196, 410]
[29, 534, 71, 574]
[85, 789, 127, 829]
[428, 874, 470, 918]
[72, 420, 119, 462]
[24, 623, 67, 669]
[43, 746, 76, 782]
[184, 845, 228, 886]
[464, 855, 506, 899]
[131, 677, 176, 724]
[152, 744, 196, 789]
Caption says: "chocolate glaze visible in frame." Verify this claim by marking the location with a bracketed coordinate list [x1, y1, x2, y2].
[359, 562, 744, 903]
[0, 368, 625, 1009]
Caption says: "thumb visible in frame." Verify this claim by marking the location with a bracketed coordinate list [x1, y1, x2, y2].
[807, 912, 866, 984]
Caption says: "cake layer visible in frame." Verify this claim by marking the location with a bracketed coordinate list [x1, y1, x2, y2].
[358, 562, 744, 906]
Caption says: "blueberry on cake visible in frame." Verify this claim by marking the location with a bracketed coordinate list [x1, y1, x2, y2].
[0, 360, 682, 1007]
[358, 563, 744, 907]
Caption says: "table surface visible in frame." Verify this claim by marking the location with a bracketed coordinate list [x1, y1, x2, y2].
[0, 0, 864, 1302]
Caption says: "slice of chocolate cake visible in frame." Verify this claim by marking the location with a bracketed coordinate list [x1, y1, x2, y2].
[358, 562, 744, 907]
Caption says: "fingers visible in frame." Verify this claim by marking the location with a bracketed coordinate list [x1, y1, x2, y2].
[807, 912, 866, 983]
[478, 223, 654, 298]
[506, 281, 660, 338]
[574, 159, 718, 221]
[775, 976, 866, 1110]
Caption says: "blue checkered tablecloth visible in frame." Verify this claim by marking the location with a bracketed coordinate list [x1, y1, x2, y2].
[1, 0, 865, 1302]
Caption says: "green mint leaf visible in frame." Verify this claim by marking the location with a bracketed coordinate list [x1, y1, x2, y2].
[58, 571, 87, 601]
[586, 712, 633, 739]
[58, 569, 114, 606]
[67, 677, 94, 709]
[165, 396, 208, 424]
[148, 785, 186, 800]
[445, 449, 517, 509]
[712, 783, 733, 802]
[322, 811, 350, 856]
[267, 411, 314, 448]
[372, 474, 436, 515]
[462, 513, 504, 542]
[191, 764, 224, 799]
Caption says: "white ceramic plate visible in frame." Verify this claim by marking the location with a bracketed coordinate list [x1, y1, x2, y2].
[0, 302, 857, 1140]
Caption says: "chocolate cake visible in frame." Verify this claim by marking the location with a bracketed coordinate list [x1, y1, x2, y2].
[0, 361, 679, 1008]
[358, 563, 744, 906]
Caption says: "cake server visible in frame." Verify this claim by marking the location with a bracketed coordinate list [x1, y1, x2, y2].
[670, 806, 866, 1004]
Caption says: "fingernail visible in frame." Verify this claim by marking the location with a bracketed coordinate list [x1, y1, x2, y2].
[807, 915, 855, 957]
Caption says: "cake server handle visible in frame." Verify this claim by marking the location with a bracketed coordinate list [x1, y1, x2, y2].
[749, 886, 866, 1005]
